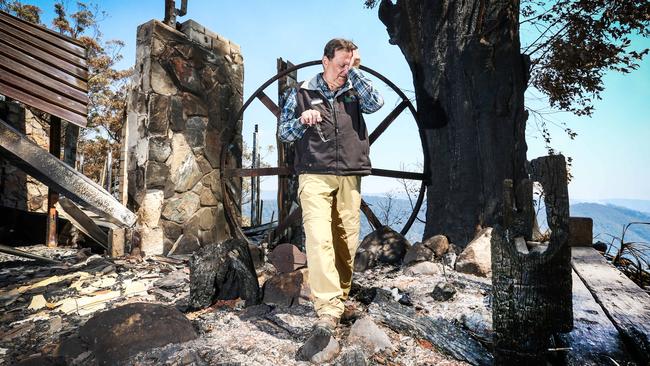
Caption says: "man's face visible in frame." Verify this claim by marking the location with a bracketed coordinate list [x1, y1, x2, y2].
[322, 49, 352, 90]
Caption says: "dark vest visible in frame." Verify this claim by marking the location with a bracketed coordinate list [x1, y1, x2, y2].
[293, 85, 371, 176]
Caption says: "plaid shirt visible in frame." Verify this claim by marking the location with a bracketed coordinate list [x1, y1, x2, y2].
[278, 68, 384, 142]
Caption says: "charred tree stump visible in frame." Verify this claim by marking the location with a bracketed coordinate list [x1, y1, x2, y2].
[492, 155, 572, 365]
[189, 238, 261, 309]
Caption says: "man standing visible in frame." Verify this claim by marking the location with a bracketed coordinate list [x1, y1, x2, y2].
[278, 38, 384, 332]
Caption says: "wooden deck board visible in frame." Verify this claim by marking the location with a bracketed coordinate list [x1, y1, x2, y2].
[571, 247, 650, 364]
[559, 269, 633, 365]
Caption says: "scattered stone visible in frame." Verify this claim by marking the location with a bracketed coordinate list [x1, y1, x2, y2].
[422, 235, 450, 257]
[297, 327, 340, 363]
[403, 242, 434, 265]
[348, 317, 393, 355]
[460, 312, 493, 343]
[430, 282, 457, 301]
[239, 303, 273, 320]
[455, 228, 492, 277]
[404, 261, 440, 276]
[189, 239, 260, 309]
[262, 268, 310, 307]
[267, 243, 307, 273]
[28, 294, 47, 310]
[354, 226, 411, 272]
[248, 244, 265, 270]
[335, 348, 367, 366]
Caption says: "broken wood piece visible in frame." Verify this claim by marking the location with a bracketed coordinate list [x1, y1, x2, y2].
[0, 244, 62, 265]
[56, 196, 109, 250]
[55, 290, 120, 315]
[369, 288, 492, 366]
[109, 227, 125, 258]
[0, 272, 91, 301]
[0, 117, 136, 227]
[571, 247, 650, 364]
[28, 294, 47, 310]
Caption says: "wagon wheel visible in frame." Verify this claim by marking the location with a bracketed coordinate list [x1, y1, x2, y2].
[220, 60, 428, 242]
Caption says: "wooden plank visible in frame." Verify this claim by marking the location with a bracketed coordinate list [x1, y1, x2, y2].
[571, 247, 650, 364]
[0, 18, 86, 68]
[0, 68, 87, 113]
[0, 46, 87, 90]
[558, 269, 633, 365]
[0, 12, 86, 57]
[369, 100, 408, 145]
[0, 53, 88, 103]
[46, 116, 61, 247]
[0, 80, 86, 127]
[0, 117, 135, 227]
[257, 91, 280, 118]
[109, 227, 125, 258]
[0, 34, 87, 79]
[56, 196, 109, 250]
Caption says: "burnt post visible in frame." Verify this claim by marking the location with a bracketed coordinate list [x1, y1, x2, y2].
[275, 58, 303, 247]
[163, 0, 188, 28]
[46, 115, 61, 247]
[492, 155, 573, 364]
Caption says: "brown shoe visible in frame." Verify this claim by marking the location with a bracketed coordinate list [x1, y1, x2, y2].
[315, 314, 338, 332]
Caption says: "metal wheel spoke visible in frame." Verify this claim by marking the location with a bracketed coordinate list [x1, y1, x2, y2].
[369, 100, 409, 145]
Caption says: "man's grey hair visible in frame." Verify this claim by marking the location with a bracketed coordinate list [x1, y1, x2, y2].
[323, 38, 358, 60]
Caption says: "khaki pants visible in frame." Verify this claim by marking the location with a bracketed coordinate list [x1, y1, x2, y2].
[298, 174, 362, 318]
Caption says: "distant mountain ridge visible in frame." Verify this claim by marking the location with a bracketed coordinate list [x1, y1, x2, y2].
[248, 194, 650, 246]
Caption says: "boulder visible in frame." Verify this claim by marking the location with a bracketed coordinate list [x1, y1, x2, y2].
[335, 348, 367, 366]
[455, 228, 492, 277]
[422, 234, 450, 257]
[354, 226, 411, 272]
[430, 282, 457, 301]
[262, 267, 310, 307]
[297, 327, 340, 363]
[56, 303, 197, 365]
[403, 242, 434, 265]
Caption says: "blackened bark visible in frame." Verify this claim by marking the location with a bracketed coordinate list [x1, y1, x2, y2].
[378, 0, 529, 247]
[189, 238, 261, 309]
[491, 155, 572, 365]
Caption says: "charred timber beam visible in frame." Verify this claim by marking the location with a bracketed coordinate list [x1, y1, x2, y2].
[0, 117, 136, 227]
[56, 196, 109, 250]
[46, 115, 61, 247]
[0, 244, 61, 264]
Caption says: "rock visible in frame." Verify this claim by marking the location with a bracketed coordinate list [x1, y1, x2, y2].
[422, 234, 450, 257]
[169, 134, 203, 192]
[403, 261, 440, 276]
[262, 267, 310, 307]
[161, 192, 200, 224]
[58, 303, 197, 366]
[354, 226, 411, 272]
[430, 282, 457, 301]
[184, 116, 208, 153]
[189, 239, 260, 309]
[168, 233, 201, 255]
[335, 348, 367, 366]
[455, 228, 492, 277]
[150, 61, 178, 96]
[169, 95, 185, 131]
[267, 243, 307, 273]
[239, 303, 272, 320]
[403, 242, 434, 265]
[248, 244, 264, 269]
[146, 161, 170, 189]
[139, 190, 164, 227]
[147, 94, 170, 134]
[161, 219, 183, 241]
[149, 136, 172, 163]
[442, 252, 457, 268]
[297, 327, 340, 363]
[347, 317, 393, 355]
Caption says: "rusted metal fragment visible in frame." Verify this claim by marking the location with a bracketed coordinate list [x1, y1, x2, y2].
[0, 118, 136, 227]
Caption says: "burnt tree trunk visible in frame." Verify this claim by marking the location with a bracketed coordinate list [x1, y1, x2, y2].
[378, 0, 529, 247]
[491, 155, 573, 364]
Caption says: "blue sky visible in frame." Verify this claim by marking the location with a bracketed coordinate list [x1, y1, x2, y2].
[30, 0, 650, 200]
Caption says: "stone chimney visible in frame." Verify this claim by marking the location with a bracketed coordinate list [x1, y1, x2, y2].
[124, 19, 243, 255]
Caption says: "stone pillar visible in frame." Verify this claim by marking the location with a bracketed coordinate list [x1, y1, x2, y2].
[0, 100, 49, 213]
[125, 19, 243, 255]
